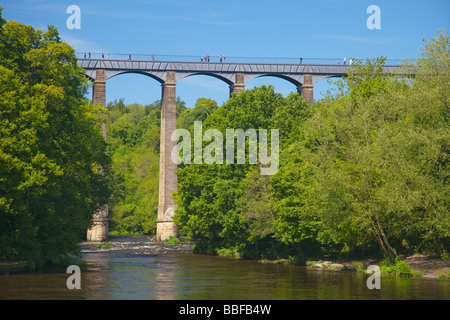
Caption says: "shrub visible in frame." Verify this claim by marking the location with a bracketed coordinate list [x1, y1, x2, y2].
[165, 236, 181, 246]
[351, 261, 366, 271]
[380, 258, 421, 276]
[289, 254, 306, 266]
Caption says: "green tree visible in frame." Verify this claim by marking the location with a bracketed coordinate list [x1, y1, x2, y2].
[0, 11, 110, 264]
[174, 86, 309, 257]
[174, 31, 449, 260]
[294, 31, 449, 258]
[180, 98, 218, 129]
[105, 97, 187, 235]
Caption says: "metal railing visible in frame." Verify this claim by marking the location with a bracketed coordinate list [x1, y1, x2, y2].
[75, 52, 404, 65]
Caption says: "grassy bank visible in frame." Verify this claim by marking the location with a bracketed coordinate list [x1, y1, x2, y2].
[256, 254, 450, 279]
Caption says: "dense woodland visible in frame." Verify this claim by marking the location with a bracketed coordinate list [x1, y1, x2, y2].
[0, 8, 448, 266]
[0, 10, 109, 265]
[107, 31, 449, 262]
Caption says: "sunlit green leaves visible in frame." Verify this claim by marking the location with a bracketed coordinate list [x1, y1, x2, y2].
[0, 13, 109, 264]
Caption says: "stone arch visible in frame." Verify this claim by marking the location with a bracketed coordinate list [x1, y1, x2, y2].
[244, 74, 304, 99]
[174, 72, 231, 106]
[175, 72, 235, 86]
[98, 71, 166, 109]
[105, 70, 165, 84]
[246, 73, 303, 87]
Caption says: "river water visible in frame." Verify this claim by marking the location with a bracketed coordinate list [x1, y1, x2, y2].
[0, 236, 448, 300]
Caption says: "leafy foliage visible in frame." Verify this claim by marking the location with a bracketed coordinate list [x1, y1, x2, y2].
[0, 11, 110, 264]
[105, 98, 186, 235]
[297, 31, 449, 258]
[174, 31, 449, 260]
[174, 86, 310, 258]
[3, 11, 446, 266]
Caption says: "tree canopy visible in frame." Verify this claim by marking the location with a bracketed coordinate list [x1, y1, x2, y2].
[104, 31, 449, 262]
[173, 31, 449, 261]
[0, 10, 110, 265]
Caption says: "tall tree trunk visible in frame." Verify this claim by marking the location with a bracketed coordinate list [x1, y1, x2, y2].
[374, 214, 397, 258]
[370, 219, 390, 257]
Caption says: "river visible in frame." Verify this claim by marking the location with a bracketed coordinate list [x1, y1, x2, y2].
[0, 236, 448, 300]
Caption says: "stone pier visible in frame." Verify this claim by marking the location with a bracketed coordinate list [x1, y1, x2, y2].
[87, 69, 109, 242]
[298, 74, 314, 104]
[230, 72, 245, 96]
[156, 71, 179, 241]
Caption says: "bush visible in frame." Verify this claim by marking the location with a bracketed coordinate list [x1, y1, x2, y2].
[217, 247, 240, 258]
[165, 236, 181, 246]
[438, 271, 450, 280]
[380, 258, 421, 276]
[351, 261, 366, 272]
[289, 253, 306, 266]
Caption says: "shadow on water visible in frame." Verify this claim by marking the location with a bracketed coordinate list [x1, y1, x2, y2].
[0, 236, 449, 300]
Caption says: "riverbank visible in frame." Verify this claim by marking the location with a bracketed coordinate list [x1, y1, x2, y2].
[1, 235, 193, 274]
[404, 254, 450, 278]
[0, 261, 29, 274]
[286, 254, 449, 279]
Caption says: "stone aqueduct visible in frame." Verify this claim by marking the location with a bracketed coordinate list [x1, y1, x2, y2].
[80, 58, 397, 241]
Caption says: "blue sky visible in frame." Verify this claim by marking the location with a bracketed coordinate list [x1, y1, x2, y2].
[3, 0, 449, 108]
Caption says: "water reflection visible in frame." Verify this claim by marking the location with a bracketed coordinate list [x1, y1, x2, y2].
[0, 236, 449, 300]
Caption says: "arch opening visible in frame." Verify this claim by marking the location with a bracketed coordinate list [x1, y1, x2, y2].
[88, 72, 164, 107]
[245, 75, 300, 97]
[250, 74, 302, 87]
[106, 70, 165, 84]
[178, 72, 234, 86]
[176, 74, 230, 109]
